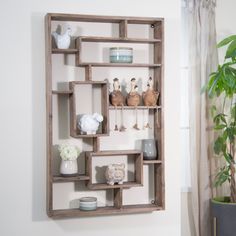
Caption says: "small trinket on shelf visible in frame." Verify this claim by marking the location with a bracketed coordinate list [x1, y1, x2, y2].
[110, 78, 125, 106]
[142, 77, 159, 106]
[126, 78, 141, 107]
[52, 26, 71, 49]
[58, 144, 80, 176]
[110, 78, 126, 131]
[105, 163, 125, 185]
[78, 113, 103, 135]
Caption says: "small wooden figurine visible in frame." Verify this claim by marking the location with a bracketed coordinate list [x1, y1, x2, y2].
[142, 77, 159, 106]
[110, 78, 125, 106]
[126, 78, 141, 107]
[109, 78, 126, 132]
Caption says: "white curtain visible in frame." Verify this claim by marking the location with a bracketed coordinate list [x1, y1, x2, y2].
[183, 0, 218, 235]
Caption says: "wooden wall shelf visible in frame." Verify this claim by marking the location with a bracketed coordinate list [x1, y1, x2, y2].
[52, 48, 78, 54]
[52, 175, 90, 183]
[45, 13, 164, 218]
[78, 36, 161, 44]
[76, 62, 161, 68]
[50, 204, 162, 218]
[109, 106, 161, 110]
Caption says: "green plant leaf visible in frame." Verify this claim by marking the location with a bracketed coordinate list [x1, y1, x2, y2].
[214, 166, 231, 187]
[214, 136, 226, 155]
[217, 35, 236, 48]
[214, 124, 227, 130]
[226, 39, 236, 59]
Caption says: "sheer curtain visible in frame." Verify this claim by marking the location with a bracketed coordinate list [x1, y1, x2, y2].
[183, 0, 218, 235]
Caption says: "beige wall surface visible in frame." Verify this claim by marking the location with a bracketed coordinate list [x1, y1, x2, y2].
[0, 1, 181, 236]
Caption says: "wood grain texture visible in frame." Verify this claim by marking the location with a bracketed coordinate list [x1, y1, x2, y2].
[101, 81, 109, 135]
[136, 153, 143, 184]
[109, 105, 161, 110]
[88, 182, 142, 190]
[69, 82, 77, 137]
[119, 20, 127, 38]
[143, 160, 162, 164]
[153, 20, 165, 209]
[79, 36, 161, 44]
[51, 204, 162, 218]
[52, 175, 90, 183]
[45, 13, 53, 217]
[51, 49, 78, 54]
[77, 62, 161, 68]
[52, 90, 73, 95]
[93, 137, 100, 152]
[49, 13, 163, 24]
[85, 65, 92, 81]
[45, 12, 165, 217]
[114, 188, 123, 209]
[75, 37, 82, 65]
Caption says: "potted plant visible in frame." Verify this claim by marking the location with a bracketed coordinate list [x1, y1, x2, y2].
[204, 35, 236, 235]
[58, 144, 80, 176]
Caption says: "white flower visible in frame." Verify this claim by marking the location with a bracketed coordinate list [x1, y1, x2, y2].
[58, 144, 80, 161]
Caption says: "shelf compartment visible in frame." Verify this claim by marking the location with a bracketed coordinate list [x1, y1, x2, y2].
[86, 150, 143, 190]
[78, 36, 161, 44]
[69, 80, 109, 138]
[77, 62, 161, 68]
[52, 174, 90, 183]
[50, 204, 161, 218]
[109, 106, 161, 110]
[51, 48, 78, 54]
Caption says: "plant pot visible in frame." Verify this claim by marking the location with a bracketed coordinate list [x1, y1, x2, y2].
[60, 160, 78, 176]
[211, 197, 236, 236]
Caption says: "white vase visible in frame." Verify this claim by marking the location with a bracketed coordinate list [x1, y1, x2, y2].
[60, 160, 78, 175]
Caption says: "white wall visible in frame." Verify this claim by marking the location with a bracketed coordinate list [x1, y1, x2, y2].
[0, 1, 181, 235]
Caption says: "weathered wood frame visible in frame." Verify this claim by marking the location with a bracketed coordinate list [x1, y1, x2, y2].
[45, 13, 164, 218]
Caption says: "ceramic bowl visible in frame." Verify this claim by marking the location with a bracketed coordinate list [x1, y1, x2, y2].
[79, 197, 97, 211]
[110, 47, 133, 63]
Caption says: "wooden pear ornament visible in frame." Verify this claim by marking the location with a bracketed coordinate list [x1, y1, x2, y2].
[142, 77, 159, 106]
[126, 78, 141, 107]
[110, 78, 125, 106]
[109, 78, 126, 131]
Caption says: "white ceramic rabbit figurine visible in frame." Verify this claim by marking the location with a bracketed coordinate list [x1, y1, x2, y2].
[52, 27, 71, 49]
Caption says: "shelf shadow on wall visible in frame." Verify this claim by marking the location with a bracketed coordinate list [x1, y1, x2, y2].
[31, 12, 49, 221]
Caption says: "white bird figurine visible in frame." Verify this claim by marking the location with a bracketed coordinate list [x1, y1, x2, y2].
[52, 27, 71, 49]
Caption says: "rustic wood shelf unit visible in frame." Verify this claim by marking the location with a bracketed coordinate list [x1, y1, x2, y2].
[45, 12, 164, 218]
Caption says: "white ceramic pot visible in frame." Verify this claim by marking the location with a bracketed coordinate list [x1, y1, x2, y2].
[79, 197, 97, 211]
[60, 160, 78, 175]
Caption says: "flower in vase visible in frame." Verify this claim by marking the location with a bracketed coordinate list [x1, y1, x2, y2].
[58, 144, 80, 161]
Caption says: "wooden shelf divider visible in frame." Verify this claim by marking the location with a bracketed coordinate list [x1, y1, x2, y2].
[51, 48, 78, 54]
[109, 105, 161, 110]
[52, 175, 90, 183]
[77, 62, 161, 68]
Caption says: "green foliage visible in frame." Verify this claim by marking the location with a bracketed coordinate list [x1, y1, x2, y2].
[204, 35, 236, 187]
